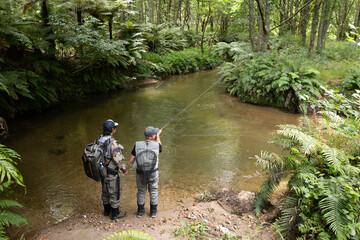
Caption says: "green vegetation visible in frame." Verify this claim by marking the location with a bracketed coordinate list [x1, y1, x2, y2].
[254, 90, 360, 239]
[172, 220, 211, 240]
[134, 47, 221, 79]
[0, 145, 27, 239]
[219, 50, 323, 112]
[1, 0, 360, 238]
[216, 38, 360, 113]
[102, 230, 154, 240]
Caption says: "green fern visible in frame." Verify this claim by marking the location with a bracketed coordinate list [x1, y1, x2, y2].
[319, 182, 348, 240]
[103, 230, 154, 240]
[0, 145, 24, 187]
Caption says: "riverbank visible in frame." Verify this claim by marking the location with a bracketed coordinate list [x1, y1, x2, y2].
[35, 193, 276, 240]
[1, 47, 221, 119]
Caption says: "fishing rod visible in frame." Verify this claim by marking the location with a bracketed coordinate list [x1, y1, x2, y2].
[161, 78, 222, 130]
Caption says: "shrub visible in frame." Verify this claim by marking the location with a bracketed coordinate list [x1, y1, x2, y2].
[254, 92, 360, 239]
[220, 52, 323, 112]
[341, 64, 360, 92]
[133, 47, 222, 79]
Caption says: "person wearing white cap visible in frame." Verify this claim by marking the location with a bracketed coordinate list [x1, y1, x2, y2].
[95, 119, 128, 220]
[129, 126, 162, 218]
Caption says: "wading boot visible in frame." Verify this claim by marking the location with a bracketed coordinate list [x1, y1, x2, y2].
[150, 204, 157, 218]
[111, 207, 126, 220]
[137, 204, 145, 218]
[103, 204, 111, 216]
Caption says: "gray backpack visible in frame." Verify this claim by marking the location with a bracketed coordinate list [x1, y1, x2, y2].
[81, 135, 113, 181]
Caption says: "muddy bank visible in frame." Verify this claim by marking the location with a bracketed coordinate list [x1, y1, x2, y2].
[35, 190, 276, 240]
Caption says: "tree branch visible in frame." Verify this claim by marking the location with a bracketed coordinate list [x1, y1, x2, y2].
[270, 0, 314, 32]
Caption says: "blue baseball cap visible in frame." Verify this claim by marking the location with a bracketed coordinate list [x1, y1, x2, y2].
[144, 126, 159, 137]
[103, 119, 119, 130]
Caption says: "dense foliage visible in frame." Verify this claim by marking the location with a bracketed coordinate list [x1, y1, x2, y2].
[219, 49, 323, 112]
[254, 90, 360, 239]
[134, 47, 221, 79]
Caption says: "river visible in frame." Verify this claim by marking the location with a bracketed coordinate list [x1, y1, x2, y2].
[5, 69, 298, 238]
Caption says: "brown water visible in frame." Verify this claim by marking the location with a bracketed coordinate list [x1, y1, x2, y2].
[5, 70, 298, 238]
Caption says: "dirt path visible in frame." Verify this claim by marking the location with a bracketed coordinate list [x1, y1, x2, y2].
[35, 200, 275, 240]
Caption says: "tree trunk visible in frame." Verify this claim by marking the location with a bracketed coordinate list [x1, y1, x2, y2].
[256, 0, 270, 52]
[335, 0, 354, 40]
[167, 0, 172, 23]
[174, 0, 183, 25]
[354, 0, 360, 40]
[196, 0, 200, 34]
[139, 0, 144, 23]
[299, 0, 311, 45]
[249, 0, 256, 48]
[308, 0, 322, 56]
[317, 0, 337, 50]
[183, 0, 190, 29]
[257, 9, 264, 51]
[289, 0, 295, 32]
[108, 15, 113, 40]
[41, 0, 56, 52]
[201, 1, 212, 54]
[208, 15, 220, 54]
[291, 0, 300, 33]
[76, 5, 82, 25]
[263, 0, 271, 51]
[149, 0, 154, 23]
[279, 0, 288, 34]
[157, 0, 162, 24]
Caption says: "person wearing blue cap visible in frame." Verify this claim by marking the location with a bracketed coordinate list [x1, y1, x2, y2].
[129, 126, 162, 218]
[95, 119, 128, 220]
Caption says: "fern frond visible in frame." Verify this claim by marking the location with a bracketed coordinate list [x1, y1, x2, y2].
[254, 151, 283, 171]
[277, 125, 319, 155]
[0, 211, 27, 227]
[0, 199, 23, 210]
[321, 146, 345, 174]
[319, 183, 348, 240]
[254, 170, 288, 216]
[342, 165, 360, 177]
[276, 196, 300, 238]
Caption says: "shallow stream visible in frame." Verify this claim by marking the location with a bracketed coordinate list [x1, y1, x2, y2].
[6, 70, 298, 238]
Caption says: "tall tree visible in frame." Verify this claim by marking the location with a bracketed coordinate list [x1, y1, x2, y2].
[316, 0, 337, 50]
[248, 0, 256, 48]
[309, 0, 322, 55]
[334, 0, 355, 40]
[298, 0, 311, 45]
[354, 0, 360, 40]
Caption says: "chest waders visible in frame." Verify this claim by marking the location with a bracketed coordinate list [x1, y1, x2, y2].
[97, 135, 125, 219]
[135, 141, 160, 218]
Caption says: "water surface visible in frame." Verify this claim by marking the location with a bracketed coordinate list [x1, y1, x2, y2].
[6, 70, 298, 238]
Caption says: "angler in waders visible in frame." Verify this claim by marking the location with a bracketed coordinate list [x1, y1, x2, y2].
[97, 119, 128, 220]
[129, 126, 162, 218]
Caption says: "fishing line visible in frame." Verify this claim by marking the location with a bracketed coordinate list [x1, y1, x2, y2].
[161, 78, 222, 130]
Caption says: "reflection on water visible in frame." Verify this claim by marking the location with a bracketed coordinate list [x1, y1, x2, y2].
[5, 70, 298, 238]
